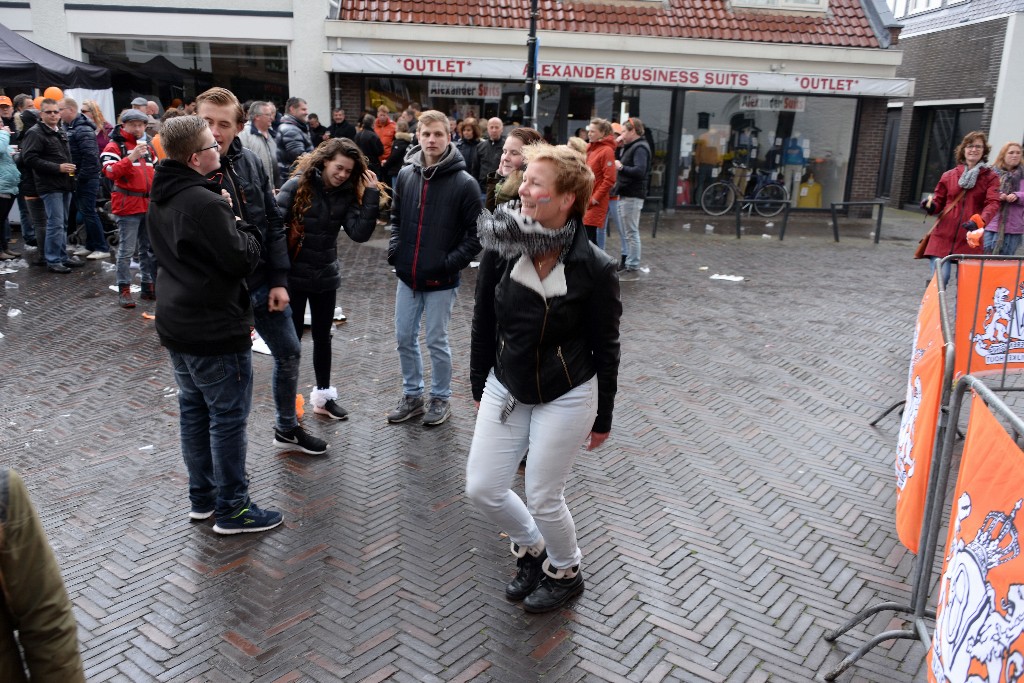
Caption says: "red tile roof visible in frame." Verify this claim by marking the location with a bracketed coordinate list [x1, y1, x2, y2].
[337, 0, 880, 48]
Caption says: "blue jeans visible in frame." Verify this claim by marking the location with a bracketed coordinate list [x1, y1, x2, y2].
[40, 191, 70, 265]
[928, 257, 956, 288]
[168, 349, 253, 519]
[250, 283, 301, 432]
[604, 197, 625, 257]
[618, 196, 643, 269]
[983, 230, 1023, 256]
[466, 371, 597, 569]
[394, 280, 458, 400]
[16, 195, 35, 243]
[75, 175, 108, 252]
[116, 213, 156, 286]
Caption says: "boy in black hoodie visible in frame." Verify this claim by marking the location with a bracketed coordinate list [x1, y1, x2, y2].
[146, 115, 283, 535]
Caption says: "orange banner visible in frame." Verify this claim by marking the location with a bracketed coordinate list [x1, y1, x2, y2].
[895, 275, 944, 553]
[956, 259, 1024, 378]
[928, 392, 1024, 683]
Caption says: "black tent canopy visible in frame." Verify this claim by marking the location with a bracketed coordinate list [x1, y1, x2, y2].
[0, 22, 110, 89]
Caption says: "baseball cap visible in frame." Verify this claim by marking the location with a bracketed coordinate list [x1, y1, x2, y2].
[130, 97, 148, 107]
[121, 109, 149, 123]
[611, 122, 623, 134]
[0, 96, 11, 107]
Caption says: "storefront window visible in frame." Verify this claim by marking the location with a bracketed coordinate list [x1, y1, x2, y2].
[916, 107, 983, 201]
[677, 91, 855, 209]
[81, 38, 288, 110]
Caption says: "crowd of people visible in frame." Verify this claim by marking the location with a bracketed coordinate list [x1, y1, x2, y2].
[0, 86, 655, 648]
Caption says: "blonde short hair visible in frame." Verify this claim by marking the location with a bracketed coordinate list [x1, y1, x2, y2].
[522, 144, 594, 218]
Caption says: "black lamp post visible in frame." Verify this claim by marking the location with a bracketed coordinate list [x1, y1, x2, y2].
[523, 0, 539, 128]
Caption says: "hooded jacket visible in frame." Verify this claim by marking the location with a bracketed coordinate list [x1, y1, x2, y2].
[276, 114, 313, 178]
[0, 131, 21, 195]
[470, 219, 621, 433]
[147, 160, 261, 355]
[14, 110, 39, 196]
[387, 142, 482, 291]
[101, 126, 156, 215]
[583, 135, 618, 227]
[19, 120, 73, 195]
[381, 131, 412, 180]
[277, 169, 379, 292]
[208, 136, 290, 291]
[65, 113, 100, 178]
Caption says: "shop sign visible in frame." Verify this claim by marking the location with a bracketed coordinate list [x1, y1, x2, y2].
[428, 80, 503, 100]
[739, 94, 805, 112]
[332, 53, 915, 98]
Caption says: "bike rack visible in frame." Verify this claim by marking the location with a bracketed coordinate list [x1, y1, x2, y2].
[830, 200, 886, 244]
[734, 197, 792, 239]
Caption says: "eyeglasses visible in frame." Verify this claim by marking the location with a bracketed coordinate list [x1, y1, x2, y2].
[195, 142, 220, 154]
[965, 144, 985, 150]
[42, 109, 59, 115]
[82, 108, 92, 113]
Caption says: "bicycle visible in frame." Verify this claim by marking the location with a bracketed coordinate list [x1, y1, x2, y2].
[700, 166, 790, 217]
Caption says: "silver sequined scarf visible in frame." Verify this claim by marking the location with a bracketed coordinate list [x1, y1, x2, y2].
[476, 201, 576, 262]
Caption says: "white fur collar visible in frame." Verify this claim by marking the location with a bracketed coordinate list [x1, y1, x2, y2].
[510, 256, 567, 299]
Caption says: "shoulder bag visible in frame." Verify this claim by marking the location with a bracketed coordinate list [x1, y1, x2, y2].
[914, 189, 966, 259]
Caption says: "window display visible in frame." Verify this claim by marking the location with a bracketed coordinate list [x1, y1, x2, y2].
[677, 91, 855, 209]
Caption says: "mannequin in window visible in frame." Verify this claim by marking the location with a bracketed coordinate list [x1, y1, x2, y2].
[783, 133, 806, 206]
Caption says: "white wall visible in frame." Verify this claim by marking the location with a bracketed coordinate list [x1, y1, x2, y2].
[990, 13, 1024, 148]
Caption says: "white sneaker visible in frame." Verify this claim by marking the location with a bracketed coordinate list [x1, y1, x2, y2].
[72, 245, 90, 257]
[130, 259, 139, 270]
[87, 250, 111, 260]
[251, 329, 272, 355]
[333, 306, 346, 322]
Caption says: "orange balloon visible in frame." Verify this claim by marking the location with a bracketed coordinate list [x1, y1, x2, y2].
[33, 96, 43, 110]
[43, 86, 63, 100]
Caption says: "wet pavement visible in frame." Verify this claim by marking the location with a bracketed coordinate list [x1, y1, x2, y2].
[0, 206, 933, 682]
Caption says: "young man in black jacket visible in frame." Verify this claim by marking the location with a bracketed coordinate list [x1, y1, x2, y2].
[196, 87, 328, 455]
[387, 110, 481, 426]
[147, 115, 282, 535]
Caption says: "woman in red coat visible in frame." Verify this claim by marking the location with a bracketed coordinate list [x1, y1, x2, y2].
[922, 131, 1000, 286]
[583, 118, 617, 245]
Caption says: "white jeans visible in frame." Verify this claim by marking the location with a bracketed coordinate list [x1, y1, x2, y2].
[466, 371, 597, 569]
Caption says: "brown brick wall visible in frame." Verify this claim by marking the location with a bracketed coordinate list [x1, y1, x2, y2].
[850, 98, 887, 212]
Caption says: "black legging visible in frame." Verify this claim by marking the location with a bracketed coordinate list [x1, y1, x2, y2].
[289, 288, 338, 390]
[0, 195, 15, 251]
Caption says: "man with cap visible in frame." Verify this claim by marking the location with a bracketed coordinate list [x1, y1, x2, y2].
[18, 97, 84, 273]
[102, 109, 157, 306]
[0, 96, 13, 130]
[130, 97, 148, 113]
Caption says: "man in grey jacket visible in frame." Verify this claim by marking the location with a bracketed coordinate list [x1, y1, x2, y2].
[239, 101, 280, 189]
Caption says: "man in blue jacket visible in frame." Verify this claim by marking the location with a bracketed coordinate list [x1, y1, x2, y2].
[387, 110, 481, 426]
[59, 97, 109, 260]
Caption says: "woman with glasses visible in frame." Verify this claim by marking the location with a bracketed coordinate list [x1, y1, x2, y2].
[920, 131, 1000, 286]
[80, 100, 112, 153]
[276, 138, 382, 421]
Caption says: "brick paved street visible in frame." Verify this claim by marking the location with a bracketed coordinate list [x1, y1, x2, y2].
[0, 209, 932, 682]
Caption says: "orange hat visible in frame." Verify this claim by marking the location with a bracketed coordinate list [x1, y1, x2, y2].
[0, 96, 11, 107]
[611, 122, 623, 134]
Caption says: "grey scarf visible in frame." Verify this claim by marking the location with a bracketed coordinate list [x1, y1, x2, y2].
[960, 163, 988, 190]
[477, 201, 576, 262]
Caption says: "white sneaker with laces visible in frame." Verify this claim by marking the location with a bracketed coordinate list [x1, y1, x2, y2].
[87, 250, 112, 260]
[72, 245, 90, 257]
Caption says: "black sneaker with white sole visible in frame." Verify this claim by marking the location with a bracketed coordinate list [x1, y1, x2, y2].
[314, 399, 349, 420]
[273, 426, 328, 455]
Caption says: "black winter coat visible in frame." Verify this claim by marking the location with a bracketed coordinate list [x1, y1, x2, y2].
[381, 132, 412, 181]
[277, 171, 379, 293]
[354, 129, 384, 178]
[387, 142, 482, 291]
[456, 138, 480, 186]
[470, 219, 621, 433]
[476, 136, 504, 190]
[66, 114, 100, 178]
[208, 137, 290, 290]
[14, 110, 39, 196]
[19, 122, 73, 195]
[617, 138, 652, 198]
[276, 114, 312, 178]
[147, 160, 262, 355]
[327, 121, 357, 141]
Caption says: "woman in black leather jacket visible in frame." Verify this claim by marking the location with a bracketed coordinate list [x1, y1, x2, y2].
[277, 138, 380, 422]
[466, 143, 621, 613]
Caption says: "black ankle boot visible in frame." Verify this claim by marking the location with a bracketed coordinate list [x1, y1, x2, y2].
[506, 541, 547, 601]
[523, 561, 584, 613]
[617, 255, 626, 272]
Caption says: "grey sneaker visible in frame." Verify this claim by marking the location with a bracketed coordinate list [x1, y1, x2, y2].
[387, 394, 425, 423]
[422, 397, 451, 426]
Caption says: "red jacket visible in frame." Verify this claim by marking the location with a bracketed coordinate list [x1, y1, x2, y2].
[583, 135, 618, 228]
[374, 118, 397, 166]
[101, 128, 156, 216]
[923, 165, 1000, 259]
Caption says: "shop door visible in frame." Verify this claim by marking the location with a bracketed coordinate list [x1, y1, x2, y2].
[914, 107, 983, 200]
[877, 108, 901, 198]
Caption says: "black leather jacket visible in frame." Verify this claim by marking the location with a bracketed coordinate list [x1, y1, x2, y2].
[470, 220, 621, 433]
[19, 121, 73, 195]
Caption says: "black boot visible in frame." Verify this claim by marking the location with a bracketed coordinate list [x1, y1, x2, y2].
[617, 255, 626, 272]
[505, 540, 547, 601]
[140, 282, 156, 301]
[523, 560, 584, 613]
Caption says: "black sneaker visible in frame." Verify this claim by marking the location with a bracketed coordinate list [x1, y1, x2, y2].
[506, 541, 547, 601]
[387, 394, 425, 423]
[273, 426, 328, 455]
[212, 502, 283, 535]
[314, 399, 348, 421]
[62, 257, 86, 268]
[522, 561, 584, 613]
[422, 397, 451, 426]
[47, 263, 71, 274]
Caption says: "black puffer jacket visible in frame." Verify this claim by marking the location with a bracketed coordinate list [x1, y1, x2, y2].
[208, 137, 290, 290]
[19, 121, 73, 195]
[276, 114, 312, 178]
[147, 160, 262, 356]
[14, 110, 39, 196]
[476, 136, 504, 191]
[381, 131, 412, 181]
[470, 219, 622, 433]
[65, 114, 100, 178]
[277, 170, 379, 292]
[388, 142, 481, 291]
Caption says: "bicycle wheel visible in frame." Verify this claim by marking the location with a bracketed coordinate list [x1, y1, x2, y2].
[754, 183, 788, 217]
[701, 182, 735, 216]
